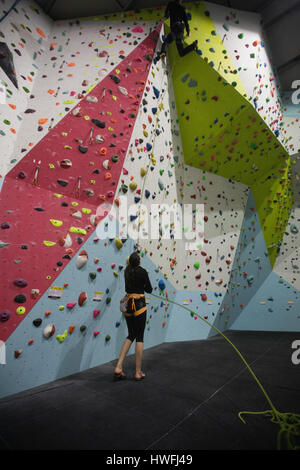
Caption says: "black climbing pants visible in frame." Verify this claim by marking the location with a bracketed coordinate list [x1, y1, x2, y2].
[161, 22, 194, 57]
[125, 310, 147, 343]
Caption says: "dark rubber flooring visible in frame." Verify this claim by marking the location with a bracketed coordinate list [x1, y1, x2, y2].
[0, 331, 299, 450]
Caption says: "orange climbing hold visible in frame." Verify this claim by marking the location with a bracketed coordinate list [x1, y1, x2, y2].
[38, 118, 48, 125]
[36, 27, 46, 38]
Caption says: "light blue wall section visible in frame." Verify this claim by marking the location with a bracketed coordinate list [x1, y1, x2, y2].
[230, 272, 300, 331]
[0, 217, 174, 399]
[211, 189, 273, 333]
[165, 290, 226, 342]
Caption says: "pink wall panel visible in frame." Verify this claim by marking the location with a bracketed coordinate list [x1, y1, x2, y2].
[0, 27, 160, 341]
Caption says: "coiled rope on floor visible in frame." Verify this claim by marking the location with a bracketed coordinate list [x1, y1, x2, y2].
[150, 292, 300, 450]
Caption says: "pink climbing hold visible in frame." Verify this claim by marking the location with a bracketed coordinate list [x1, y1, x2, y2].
[93, 331, 100, 337]
[132, 26, 144, 33]
[66, 302, 77, 309]
[93, 309, 101, 318]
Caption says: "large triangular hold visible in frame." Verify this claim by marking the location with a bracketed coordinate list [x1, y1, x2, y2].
[0, 26, 160, 342]
[0, 42, 18, 89]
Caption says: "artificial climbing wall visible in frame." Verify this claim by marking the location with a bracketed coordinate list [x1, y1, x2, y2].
[0, 0, 299, 399]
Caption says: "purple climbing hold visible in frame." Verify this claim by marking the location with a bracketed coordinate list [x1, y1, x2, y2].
[0, 309, 10, 322]
[1, 222, 10, 229]
[13, 279, 28, 288]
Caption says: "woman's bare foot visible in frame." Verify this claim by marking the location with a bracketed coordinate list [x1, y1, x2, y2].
[135, 371, 146, 380]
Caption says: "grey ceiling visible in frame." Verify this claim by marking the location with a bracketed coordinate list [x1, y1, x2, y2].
[35, 0, 300, 92]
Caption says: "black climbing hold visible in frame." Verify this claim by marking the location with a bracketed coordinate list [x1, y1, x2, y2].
[33, 318, 42, 327]
[89, 272, 96, 280]
[57, 261, 63, 266]
[14, 294, 26, 303]
[78, 145, 88, 154]
[34, 207, 45, 212]
[109, 74, 120, 84]
[61, 202, 68, 207]
[57, 179, 68, 187]
[18, 171, 26, 179]
[92, 119, 105, 128]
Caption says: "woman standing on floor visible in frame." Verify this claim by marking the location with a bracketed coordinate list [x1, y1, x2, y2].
[114, 251, 153, 381]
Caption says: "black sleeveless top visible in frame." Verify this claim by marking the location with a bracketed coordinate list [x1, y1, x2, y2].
[125, 266, 153, 294]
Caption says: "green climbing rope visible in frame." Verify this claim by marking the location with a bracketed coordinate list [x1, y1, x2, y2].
[150, 292, 300, 450]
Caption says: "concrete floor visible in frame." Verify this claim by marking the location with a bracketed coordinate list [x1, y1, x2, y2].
[0, 330, 299, 450]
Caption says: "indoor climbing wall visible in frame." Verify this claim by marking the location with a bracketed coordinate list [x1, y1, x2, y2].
[1, 0, 299, 399]
[0, 0, 53, 180]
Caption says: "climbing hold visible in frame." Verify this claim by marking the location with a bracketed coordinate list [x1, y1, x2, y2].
[68, 325, 75, 335]
[76, 250, 88, 269]
[58, 233, 72, 248]
[158, 280, 166, 291]
[16, 306, 26, 315]
[290, 224, 298, 234]
[115, 238, 123, 250]
[78, 292, 87, 306]
[92, 119, 105, 128]
[14, 294, 26, 303]
[0, 309, 10, 322]
[13, 279, 27, 288]
[56, 330, 67, 343]
[33, 318, 42, 327]
[89, 272, 97, 280]
[93, 310, 100, 318]
[94, 331, 100, 337]
[66, 302, 77, 309]
[43, 323, 55, 339]
[106, 297, 111, 305]
[80, 325, 87, 333]
[60, 159, 72, 169]
[129, 181, 138, 191]
[201, 294, 207, 302]
[105, 334, 111, 342]
[14, 350, 22, 359]
[86, 95, 98, 103]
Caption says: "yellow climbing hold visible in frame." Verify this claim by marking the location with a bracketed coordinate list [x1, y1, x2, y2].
[82, 208, 92, 214]
[69, 227, 87, 235]
[56, 330, 67, 343]
[84, 116, 90, 120]
[43, 240, 56, 247]
[49, 164, 55, 169]
[140, 168, 147, 177]
[113, 270, 118, 277]
[16, 306, 26, 315]
[53, 193, 63, 198]
[71, 202, 79, 207]
[115, 238, 123, 250]
[129, 182, 138, 191]
[50, 219, 63, 227]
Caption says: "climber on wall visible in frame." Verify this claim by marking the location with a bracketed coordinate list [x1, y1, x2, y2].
[114, 251, 153, 381]
[155, 0, 198, 63]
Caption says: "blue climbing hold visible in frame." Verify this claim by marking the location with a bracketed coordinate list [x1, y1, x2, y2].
[153, 86, 160, 99]
[158, 279, 166, 290]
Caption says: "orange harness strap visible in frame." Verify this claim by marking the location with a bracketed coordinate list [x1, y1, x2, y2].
[124, 294, 146, 317]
